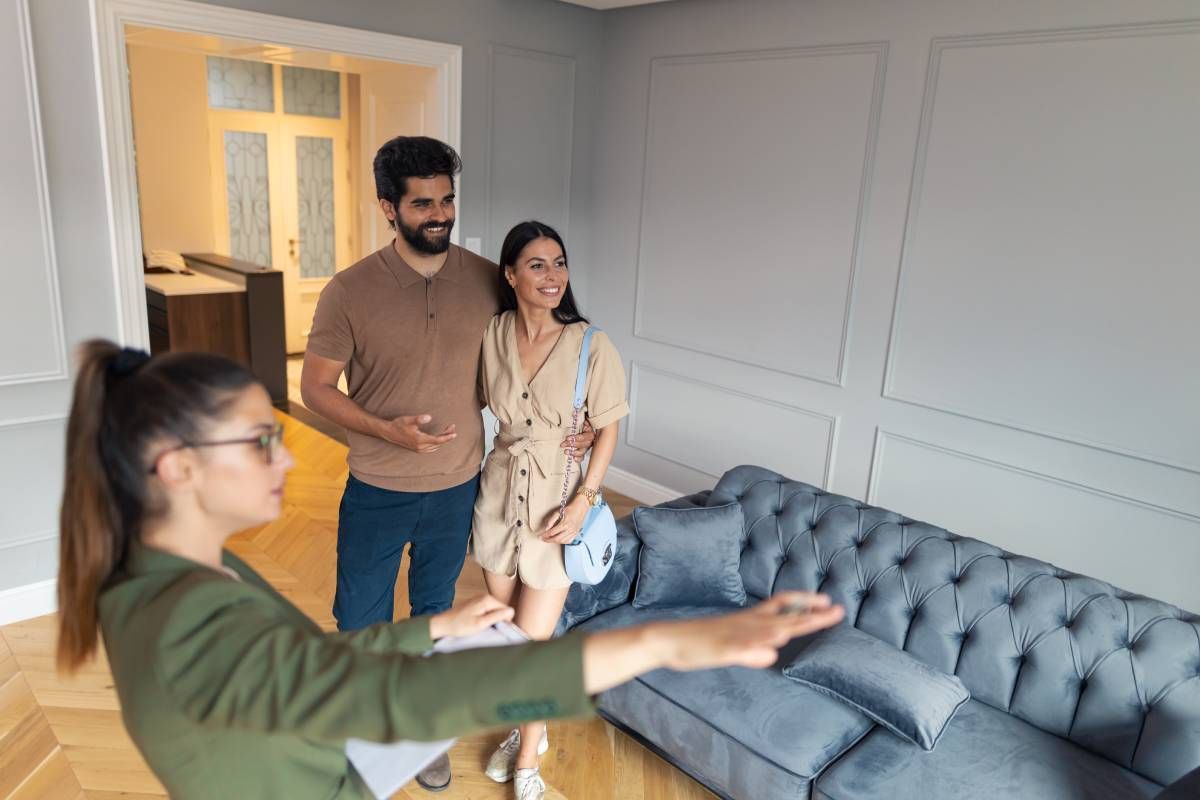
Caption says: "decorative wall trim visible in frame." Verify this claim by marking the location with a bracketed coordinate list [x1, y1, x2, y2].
[0, 412, 67, 431]
[0, 529, 57, 551]
[91, 0, 463, 348]
[604, 466, 683, 507]
[631, 41, 888, 386]
[880, 19, 1200, 475]
[0, 578, 57, 626]
[867, 428, 1200, 524]
[2, 0, 69, 387]
[627, 361, 839, 488]
[484, 43, 576, 255]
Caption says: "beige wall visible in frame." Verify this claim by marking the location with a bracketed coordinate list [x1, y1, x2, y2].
[127, 44, 216, 255]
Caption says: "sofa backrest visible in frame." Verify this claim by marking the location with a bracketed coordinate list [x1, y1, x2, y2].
[709, 465, 1200, 786]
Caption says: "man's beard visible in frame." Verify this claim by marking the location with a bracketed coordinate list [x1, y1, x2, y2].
[398, 217, 454, 255]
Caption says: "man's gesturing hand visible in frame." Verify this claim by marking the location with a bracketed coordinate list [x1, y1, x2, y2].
[376, 414, 457, 453]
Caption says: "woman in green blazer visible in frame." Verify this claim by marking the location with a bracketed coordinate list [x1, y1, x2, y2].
[55, 340, 843, 799]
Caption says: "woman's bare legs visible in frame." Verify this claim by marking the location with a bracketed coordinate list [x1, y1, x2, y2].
[483, 568, 521, 607]
[512, 583, 572, 770]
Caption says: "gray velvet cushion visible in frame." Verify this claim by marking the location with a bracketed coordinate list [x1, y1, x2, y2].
[814, 699, 1162, 800]
[576, 603, 876, 800]
[784, 624, 969, 751]
[632, 502, 747, 609]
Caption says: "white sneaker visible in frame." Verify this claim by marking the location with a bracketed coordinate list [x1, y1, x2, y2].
[514, 767, 545, 800]
[485, 728, 550, 783]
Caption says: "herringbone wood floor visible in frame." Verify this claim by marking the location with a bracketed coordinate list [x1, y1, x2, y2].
[0, 412, 714, 800]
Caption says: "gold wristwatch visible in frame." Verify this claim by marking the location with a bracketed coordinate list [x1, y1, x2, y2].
[576, 486, 602, 507]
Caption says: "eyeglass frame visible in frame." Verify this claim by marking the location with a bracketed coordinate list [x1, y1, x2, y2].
[147, 422, 285, 474]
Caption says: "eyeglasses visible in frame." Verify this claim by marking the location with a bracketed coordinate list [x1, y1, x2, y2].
[149, 423, 285, 474]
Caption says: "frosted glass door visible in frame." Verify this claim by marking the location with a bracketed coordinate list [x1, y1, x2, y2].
[223, 130, 273, 266]
[295, 136, 336, 279]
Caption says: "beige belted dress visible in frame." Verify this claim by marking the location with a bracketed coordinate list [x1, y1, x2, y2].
[470, 312, 630, 589]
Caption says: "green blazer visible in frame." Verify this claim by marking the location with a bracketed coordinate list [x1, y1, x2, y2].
[98, 542, 593, 799]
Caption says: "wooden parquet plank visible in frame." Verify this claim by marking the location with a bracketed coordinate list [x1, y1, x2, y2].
[0, 410, 714, 800]
[8, 746, 85, 800]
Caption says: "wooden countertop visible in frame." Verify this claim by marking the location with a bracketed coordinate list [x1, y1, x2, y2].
[144, 272, 246, 296]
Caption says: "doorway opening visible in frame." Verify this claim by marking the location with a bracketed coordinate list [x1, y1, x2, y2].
[94, 0, 462, 407]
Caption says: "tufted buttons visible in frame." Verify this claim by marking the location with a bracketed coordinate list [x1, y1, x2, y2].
[905, 606, 917, 619]
[1079, 679, 1088, 691]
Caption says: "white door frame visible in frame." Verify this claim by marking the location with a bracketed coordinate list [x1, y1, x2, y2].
[91, 0, 463, 347]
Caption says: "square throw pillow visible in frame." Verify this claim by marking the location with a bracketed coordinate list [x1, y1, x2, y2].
[783, 624, 970, 751]
[631, 502, 748, 610]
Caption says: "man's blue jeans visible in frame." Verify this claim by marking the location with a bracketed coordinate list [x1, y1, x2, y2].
[333, 473, 479, 631]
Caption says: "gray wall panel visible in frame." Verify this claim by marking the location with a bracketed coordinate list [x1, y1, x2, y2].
[486, 45, 576, 260]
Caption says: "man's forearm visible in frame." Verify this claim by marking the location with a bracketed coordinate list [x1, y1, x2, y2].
[301, 383, 385, 439]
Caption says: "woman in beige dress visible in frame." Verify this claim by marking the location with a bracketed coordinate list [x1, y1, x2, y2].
[472, 220, 629, 800]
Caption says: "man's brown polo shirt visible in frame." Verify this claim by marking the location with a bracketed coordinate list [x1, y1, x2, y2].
[307, 242, 500, 492]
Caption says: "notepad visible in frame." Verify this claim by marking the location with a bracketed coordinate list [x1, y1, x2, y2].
[345, 621, 530, 799]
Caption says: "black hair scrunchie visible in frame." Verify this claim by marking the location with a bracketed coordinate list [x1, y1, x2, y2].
[108, 347, 151, 381]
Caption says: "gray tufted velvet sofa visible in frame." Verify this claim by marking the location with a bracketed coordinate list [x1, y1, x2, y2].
[559, 465, 1200, 800]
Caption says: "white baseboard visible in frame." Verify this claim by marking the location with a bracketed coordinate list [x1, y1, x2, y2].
[0, 578, 57, 626]
[604, 467, 685, 507]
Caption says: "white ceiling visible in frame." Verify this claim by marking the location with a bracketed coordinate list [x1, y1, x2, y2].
[557, 0, 676, 9]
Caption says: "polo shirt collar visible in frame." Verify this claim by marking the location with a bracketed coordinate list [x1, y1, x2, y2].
[379, 239, 463, 288]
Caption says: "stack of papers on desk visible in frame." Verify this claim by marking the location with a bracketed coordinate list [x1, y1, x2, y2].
[346, 621, 529, 799]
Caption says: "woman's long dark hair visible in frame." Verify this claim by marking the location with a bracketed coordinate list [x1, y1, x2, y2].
[497, 220, 589, 325]
[57, 341, 257, 672]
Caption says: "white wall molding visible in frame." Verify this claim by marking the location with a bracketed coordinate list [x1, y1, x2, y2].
[867, 429, 1200, 524]
[881, 19, 1200, 476]
[91, 0, 463, 348]
[0, 578, 57, 626]
[0, 412, 68, 431]
[2, 0, 69, 387]
[627, 362, 839, 488]
[631, 41, 888, 386]
[604, 466, 683, 507]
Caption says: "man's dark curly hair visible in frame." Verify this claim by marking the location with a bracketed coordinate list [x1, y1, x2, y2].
[373, 137, 462, 227]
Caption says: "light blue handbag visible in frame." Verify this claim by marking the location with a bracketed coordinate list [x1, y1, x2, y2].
[559, 327, 618, 585]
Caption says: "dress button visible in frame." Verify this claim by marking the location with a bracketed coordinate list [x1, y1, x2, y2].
[520, 469, 527, 476]
[526, 419, 533, 426]
[518, 495, 524, 502]
[516, 520, 523, 528]
[522, 392, 529, 400]
[429, 313, 435, 319]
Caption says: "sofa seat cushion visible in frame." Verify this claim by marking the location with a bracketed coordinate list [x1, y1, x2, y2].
[576, 603, 875, 798]
[814, 699, 1162, 800]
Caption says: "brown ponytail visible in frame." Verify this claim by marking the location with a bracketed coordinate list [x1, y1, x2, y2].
[56, 340, 257, 672]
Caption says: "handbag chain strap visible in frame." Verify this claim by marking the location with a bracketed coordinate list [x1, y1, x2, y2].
[558, 327, 597, 521]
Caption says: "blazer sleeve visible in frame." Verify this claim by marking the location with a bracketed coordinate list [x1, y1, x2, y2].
[329, 617, 435, 656]
[156, 582, 593, 744]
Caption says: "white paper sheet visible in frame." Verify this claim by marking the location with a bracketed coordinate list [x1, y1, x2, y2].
[345, 621, 529, 799]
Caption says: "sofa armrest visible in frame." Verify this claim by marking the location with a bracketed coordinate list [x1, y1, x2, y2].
[556, 491, 710, 635]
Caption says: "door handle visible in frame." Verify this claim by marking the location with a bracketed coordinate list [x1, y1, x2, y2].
[288, 237, 303, 257]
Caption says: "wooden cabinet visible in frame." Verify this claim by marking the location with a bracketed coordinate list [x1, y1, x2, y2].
[144, 254, 287, 405]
